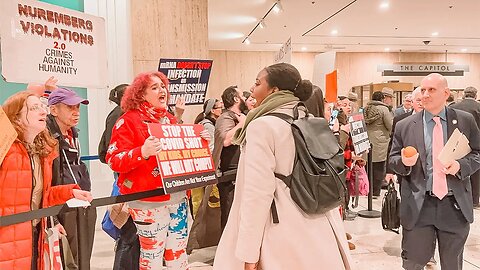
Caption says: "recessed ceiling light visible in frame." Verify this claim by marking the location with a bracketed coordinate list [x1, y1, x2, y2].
[259, 20, 266, 29]
[380, 2, 389, 9]
[431, 32, 439, 36]
[384, 48, 390, 52]
[461, 48, 468, 52]
[331, 29, 338, 35]
[273, 1, 283, 14]
[301, 47, 307, 51]
[244, 37, 251, 45]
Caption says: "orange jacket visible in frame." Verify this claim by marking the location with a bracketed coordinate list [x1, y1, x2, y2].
[0, 141, 78, 270]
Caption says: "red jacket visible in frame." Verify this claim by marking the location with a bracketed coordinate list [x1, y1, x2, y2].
[106, 109, 176, 202]
[0, 141, 78, 270]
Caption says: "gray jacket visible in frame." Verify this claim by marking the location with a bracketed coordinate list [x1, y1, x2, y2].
[364, 100, 393, 162]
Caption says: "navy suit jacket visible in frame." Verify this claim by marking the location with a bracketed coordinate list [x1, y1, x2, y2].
[389, 107, 480, 230]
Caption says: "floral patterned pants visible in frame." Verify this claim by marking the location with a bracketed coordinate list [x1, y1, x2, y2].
[129, 200, 188, 270]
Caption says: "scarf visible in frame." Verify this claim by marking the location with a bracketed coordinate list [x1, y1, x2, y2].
[138, 101, 176, 124]
[232, 91, 299, 146]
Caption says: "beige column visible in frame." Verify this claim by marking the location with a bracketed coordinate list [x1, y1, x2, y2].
[131, 0, 208, 122]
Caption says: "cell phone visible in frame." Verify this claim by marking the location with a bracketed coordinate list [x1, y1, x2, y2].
[329, 109, 339, 128]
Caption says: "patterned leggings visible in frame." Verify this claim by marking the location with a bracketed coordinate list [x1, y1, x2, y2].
[129, 200, 188, 270]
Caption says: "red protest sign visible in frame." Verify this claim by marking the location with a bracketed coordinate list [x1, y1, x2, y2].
[147, 123, 217, 194]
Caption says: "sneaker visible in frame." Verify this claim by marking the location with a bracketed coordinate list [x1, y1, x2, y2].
[346, 233, 352, 240]
[348, 241, 356, 250]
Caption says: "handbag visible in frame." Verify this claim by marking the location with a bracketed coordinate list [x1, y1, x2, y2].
[381, 183, 401, 234]
[102, 180, 122, 240]
[347, 163, 369, 197]
[43, 217, 63, 270]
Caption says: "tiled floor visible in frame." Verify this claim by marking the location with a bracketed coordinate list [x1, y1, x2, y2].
[91, 191, 480, 269]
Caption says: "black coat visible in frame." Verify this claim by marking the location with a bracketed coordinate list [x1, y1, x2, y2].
[47, 114, 91, 191]
[98, 106, 123, 163]
[450, 98, 480, 130]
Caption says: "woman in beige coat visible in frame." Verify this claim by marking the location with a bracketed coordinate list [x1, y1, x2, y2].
[213, 63, 352, 270]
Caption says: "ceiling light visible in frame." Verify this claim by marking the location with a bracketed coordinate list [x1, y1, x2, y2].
[384, 48, 390, 52]
[431, 32, 439, 36]
[379, 2, 389, 9]
[301, 47, 307, 51]
[259, 19, 266, 29]
[244, 37, 251, 45]
[272, 1, 283, 14]
[331, 29, 338, 35]
[461, 48, 468, 52]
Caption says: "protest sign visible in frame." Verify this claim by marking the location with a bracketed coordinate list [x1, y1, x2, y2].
[348, 113, 370, 155]
[158, 58, 213, 106]
[0, 107, 18, 165]
[0, 0, 107, 88]
[148, 123, 216, 194]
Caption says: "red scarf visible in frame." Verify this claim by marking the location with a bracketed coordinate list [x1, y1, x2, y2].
[138, 101, 177, 124]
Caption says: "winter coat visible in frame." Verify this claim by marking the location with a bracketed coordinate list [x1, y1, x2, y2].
[0, 141, 78, 270]
[213, 103, 352, 270]
[98, 106, 124, 163]
[47, 115, 91, 191]
[363, 100, 393, 162]
[106, 109, 176, 202]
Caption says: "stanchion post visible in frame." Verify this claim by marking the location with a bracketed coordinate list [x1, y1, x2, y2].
[358, 143, 381, 218]
[76, 207, 90, 270]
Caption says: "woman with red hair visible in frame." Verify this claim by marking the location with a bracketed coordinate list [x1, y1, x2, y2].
[106, 71, 205, 270]
[0, 91, 92, 270]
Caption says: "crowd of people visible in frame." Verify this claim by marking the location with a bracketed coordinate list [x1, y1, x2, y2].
[1, 63, 479, 270]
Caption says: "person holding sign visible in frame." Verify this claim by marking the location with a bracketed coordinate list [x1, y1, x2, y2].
[213, 63, 352, 270]
[0, 91, 92, 270]
[106, 71, 208, 270]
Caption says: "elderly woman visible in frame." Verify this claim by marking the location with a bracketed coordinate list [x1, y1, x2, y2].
[0, 91, 92, 270]
[106, 71, 208, 270]
[213, 63, 352, 270]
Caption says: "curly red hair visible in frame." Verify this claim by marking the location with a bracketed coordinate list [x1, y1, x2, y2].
[121, 71, 170, 112]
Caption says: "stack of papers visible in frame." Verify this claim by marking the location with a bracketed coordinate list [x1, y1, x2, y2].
[438, 128, 471, 165]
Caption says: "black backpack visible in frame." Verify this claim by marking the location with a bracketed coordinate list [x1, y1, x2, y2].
[268, 103, 347, 223]
[381, 183, 401, 233]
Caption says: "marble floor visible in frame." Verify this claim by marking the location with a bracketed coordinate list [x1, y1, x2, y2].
[90, 191, 480, 270]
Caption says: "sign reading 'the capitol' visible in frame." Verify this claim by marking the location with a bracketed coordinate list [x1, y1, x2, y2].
[378, 62, 469, 77]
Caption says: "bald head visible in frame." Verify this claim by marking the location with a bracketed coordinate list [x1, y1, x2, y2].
[420, 73, 450, 115]
[421, 73, 448, 89]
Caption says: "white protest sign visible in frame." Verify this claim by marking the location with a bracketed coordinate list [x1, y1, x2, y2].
[348, 113, 370, 155]
[0, 0, 107, 88]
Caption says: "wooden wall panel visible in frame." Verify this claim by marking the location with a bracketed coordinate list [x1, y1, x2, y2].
[130, 0, 208, 122]
[207, 51, 317, 101]
[131, 0, 208, 73]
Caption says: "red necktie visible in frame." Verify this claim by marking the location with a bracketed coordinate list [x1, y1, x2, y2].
[432, 116, 448, 199]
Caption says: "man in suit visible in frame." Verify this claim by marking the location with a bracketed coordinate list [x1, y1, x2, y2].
[386, 88, 422, 183]
[394, 94, 413, 117]
[389, 73, 480, 270]
[451, 86, 480, 208]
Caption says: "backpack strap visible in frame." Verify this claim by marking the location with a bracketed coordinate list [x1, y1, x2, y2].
[266, 112, 294, 124]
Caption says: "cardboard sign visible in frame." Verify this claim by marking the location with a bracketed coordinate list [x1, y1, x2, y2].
[0, 0, 107, 88]
[0, 107, 18, 165]
[348, 113, 370, 155]
[158, 58, 213, 106]
[148, 123, 216, 194]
